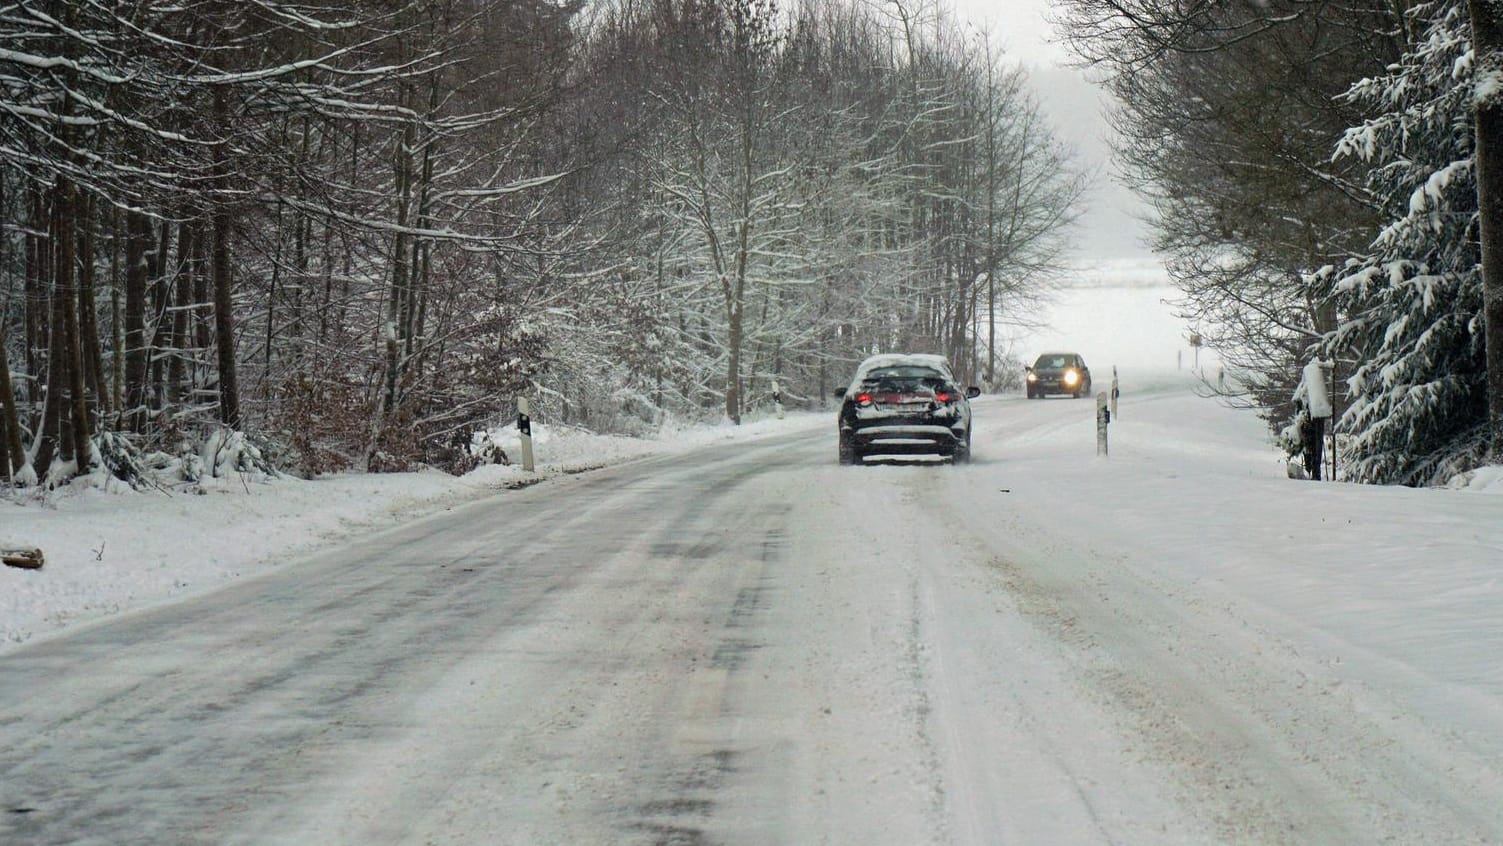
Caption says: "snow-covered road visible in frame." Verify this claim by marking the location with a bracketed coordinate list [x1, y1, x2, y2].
[3, 378, 1501, 844]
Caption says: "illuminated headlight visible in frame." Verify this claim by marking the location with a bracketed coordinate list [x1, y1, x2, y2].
[1026, 372, 1038, 383]
[1063, 369, 1080, 386]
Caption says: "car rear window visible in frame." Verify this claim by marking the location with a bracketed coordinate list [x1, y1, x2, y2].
[860, 366, 948, 392]
[865, 366, 944, 380]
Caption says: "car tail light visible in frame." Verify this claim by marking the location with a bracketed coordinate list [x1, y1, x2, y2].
[933, 390, 952, 403]
[855, 391, 873, 406]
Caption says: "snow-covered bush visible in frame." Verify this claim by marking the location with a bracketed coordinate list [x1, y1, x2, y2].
[270, 373, 371, 478]
[94, 430, 149, 490]
[469, 430, 512, 467]
[197, 428, 278, 481]
[15, 426, 280, 498]
[423, 427, 512, 476]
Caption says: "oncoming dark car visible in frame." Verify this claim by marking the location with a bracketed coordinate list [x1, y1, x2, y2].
[1026, 352, 1092, 399]
[835, 353, 981, 464]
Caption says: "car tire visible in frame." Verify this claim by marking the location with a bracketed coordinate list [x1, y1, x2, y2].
[838, 434, 860, 465]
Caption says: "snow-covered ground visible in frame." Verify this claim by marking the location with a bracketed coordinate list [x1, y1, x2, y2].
[0, 413, 824, 651]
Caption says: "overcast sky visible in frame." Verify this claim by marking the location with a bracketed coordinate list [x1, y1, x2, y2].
[949, 0, 1160, 274]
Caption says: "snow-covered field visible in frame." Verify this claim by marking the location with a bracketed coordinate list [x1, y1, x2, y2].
[1006, 259, 1219, 375]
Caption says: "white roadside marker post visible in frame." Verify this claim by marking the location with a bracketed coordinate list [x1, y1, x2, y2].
[517, 396, 535, 472]
[1110, 366, 1119, 420]
[1096, 391, 1111, 456]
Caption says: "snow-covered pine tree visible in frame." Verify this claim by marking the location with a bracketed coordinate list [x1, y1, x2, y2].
[1325, 1, 1489, 485]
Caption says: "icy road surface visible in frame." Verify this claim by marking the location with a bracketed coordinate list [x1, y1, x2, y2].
[3, 382, 1502, 845]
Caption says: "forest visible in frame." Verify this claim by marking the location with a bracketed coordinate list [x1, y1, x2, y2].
[0, 0, 1084, 487]
[5, 0, 1503, 489]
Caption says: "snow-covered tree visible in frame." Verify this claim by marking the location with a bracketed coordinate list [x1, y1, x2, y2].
[1465, 0, 1503, 456]
[1324, 1, 1489, 484]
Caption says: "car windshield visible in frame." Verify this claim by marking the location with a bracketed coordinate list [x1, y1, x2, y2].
[1035, 355, 1072, 369]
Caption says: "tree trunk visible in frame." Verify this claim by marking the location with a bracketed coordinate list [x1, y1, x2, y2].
[212, 87, 242, 429]
[725, 89, 757, 426]
[319, 217, 334, 346]
[726, 296, 743, 423]
[25, 186, 49, 382]
[77, 196, 108, 417]
[33, 190, 73, 479]
[0, 173, 24, 482]
[212, 209, 241, 429]
[148, 215, 171, 409]
[265, 204, 282, 388]
[408, 130, 435, 382]
[168, 223, 195, 406]
[123, 211, 151, 432]
[0, 316, 26, 483]
[1470, 0, 1503, 457]
[110, 209, 124, 414]
[192, 219, 210, 387]
[383, 117, 415, 417]
[57, 178, 92, 472]
[984, 54, 999, 387]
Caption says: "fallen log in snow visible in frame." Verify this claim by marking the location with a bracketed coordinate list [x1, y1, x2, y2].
[2, 547, 44, 570]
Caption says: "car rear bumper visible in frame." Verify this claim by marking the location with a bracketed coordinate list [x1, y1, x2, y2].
[848, 423, 965, 454]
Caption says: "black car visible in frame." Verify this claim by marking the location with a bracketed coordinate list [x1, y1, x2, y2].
[1026, 352, 1092, 398]
[836, 353, 981, 464]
